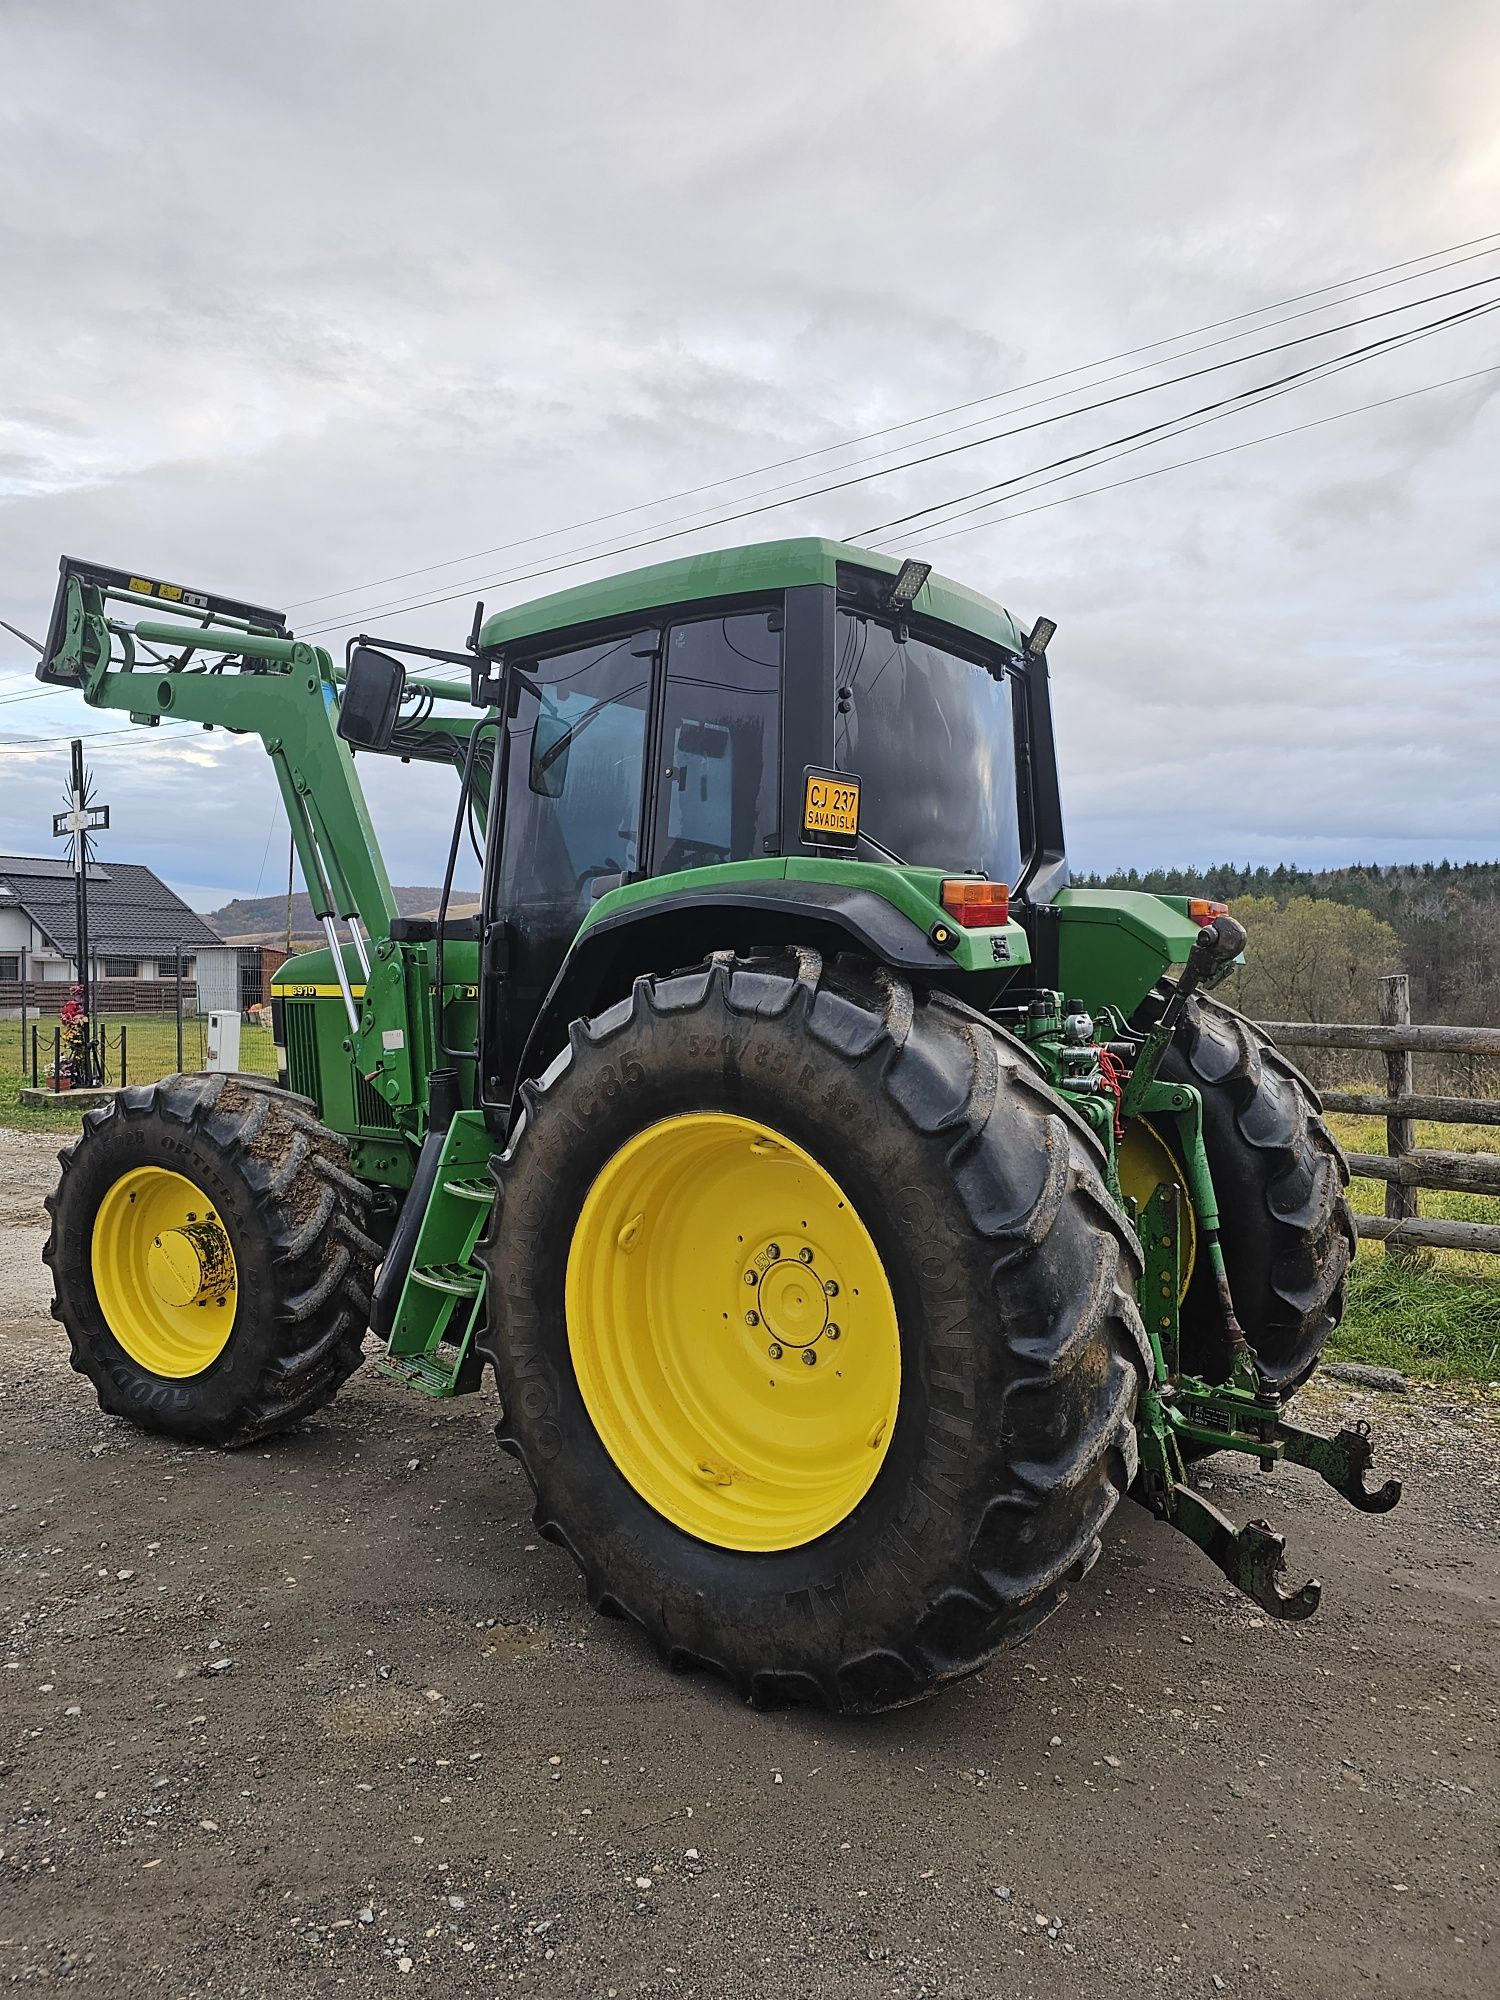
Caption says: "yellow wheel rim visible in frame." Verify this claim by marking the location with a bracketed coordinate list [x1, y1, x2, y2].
[566, 1113, 901, 1552]
[91, 1167, 238, 1378]
[1118, 1119, 1197, 1304]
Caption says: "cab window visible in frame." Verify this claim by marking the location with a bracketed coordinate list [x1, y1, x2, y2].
[652, 611, 781, 874]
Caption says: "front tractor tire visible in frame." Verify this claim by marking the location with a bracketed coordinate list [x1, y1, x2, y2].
[481, 952, 1150, 1713]
[44, 1073, 378, 1446]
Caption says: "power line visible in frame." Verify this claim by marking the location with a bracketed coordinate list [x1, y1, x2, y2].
[5, 246, 1495, 765]
[0, 684, 72, 708]
[306, 251, 1500, 630]
[0, 720, 216, 755]
[854, 293, 1500, 541]
[4, 365, 1490, 763]
[887, 363, 1500, 552]
[285, 226, 1500, 613]
[301, 274, 1500, 636]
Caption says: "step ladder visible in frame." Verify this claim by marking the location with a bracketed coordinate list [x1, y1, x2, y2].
[377, 1120, 494, 1396]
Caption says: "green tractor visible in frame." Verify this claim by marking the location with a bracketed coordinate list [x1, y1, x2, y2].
[35, 542, 1398, 1712]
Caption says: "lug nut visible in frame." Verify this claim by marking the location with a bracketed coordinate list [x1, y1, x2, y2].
[801, 1350, 817, 1367]
[798, 1246, 814, 1264]
[744, 1270, 757, 1285]
[745, 1310, 760, 1327]
[826, 1323, 841, 1341]
[824, 1279, 839, 1298]
[768, 1342, 783, 1361]
[768, 1243, 781, 1261]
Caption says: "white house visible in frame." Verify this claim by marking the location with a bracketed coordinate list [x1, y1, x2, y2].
[0, 853, 240, 1015]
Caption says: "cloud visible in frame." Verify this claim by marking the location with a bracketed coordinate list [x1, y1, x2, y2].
[1, 0, 1496, 910]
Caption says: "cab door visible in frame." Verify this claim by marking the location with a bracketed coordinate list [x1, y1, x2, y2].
[483, 627, 657, 1098]
[649, 610, 782, 876]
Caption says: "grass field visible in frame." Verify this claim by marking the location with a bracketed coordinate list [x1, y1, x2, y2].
[1325, 1107, 1500, 1387]
[0, 1015, 276, 1133]
[1, 1024, 1494, 1385]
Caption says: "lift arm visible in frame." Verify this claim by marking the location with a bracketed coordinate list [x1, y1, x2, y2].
[36, 558, 485, 1021]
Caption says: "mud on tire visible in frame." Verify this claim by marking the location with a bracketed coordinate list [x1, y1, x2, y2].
[480, 951, 1150, 1713]
[44, 1072, 378, 1446]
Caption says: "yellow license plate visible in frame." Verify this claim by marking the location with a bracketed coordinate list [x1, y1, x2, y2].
[802, 769, 861, 844]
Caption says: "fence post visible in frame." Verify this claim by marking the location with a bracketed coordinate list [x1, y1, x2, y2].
[120, 1024, 128, 1088]
[53, 1024, 61, 1093]
[175, 945, 185, 1073]
[1378, 973, 1417, 1261]
[31, 1022, 38, 1089]
[19, 948, 26, 1075]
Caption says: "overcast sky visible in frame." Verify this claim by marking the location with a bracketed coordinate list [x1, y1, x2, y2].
[2, 0, 1497, 912]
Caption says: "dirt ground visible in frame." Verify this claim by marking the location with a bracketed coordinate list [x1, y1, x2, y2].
[1, 1130, 1495, 1999]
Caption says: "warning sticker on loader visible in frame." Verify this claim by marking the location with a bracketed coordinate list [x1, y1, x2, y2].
[802, 769, 861, 845]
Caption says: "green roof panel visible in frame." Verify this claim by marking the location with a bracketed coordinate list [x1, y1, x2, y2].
[478, 537, 1028, 656]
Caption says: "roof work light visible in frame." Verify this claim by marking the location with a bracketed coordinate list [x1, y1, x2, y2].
[886, 559, 932, 610]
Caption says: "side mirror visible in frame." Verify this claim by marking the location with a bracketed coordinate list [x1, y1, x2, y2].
[338, 646, 406, 750]
[529, 710, 570, 797]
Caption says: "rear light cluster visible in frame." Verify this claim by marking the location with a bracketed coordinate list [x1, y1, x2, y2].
[940, 879, 1010, 928]
[1188, 898, 1231, 926]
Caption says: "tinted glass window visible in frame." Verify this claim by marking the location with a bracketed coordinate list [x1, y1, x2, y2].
[498, 631, 653, 1024]
[653, 613, 780, 874]
[833, 610, 1022, 884]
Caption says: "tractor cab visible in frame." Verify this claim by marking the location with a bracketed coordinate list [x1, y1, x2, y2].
[448, 537, 1067, 1102]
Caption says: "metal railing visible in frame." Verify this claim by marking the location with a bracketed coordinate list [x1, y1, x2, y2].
[29, 1021, 130, 1091]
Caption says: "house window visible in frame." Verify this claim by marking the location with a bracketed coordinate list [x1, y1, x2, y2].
[0, 954, 19, 982]
[101, 956, 139, 979]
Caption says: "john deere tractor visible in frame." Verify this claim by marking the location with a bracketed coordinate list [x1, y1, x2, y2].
[34, 542, 1398, 1711]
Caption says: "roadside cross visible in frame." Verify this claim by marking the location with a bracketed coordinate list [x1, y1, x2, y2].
[50, 739, 110, 1085]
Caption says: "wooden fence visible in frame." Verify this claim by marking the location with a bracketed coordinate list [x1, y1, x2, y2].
[1, 978, 200, 1017]
[1261, 973, 1500, 1257]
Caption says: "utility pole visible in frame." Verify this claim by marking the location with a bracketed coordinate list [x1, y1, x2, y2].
[52, 739, 109, 1087]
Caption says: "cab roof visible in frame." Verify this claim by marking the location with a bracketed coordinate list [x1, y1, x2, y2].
[477, 536, 1028, 657]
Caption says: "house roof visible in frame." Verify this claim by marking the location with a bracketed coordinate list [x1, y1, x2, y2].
[0, 853, 223, 956]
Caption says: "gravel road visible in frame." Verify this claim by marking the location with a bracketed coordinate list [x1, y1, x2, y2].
[1, 1129, 1496, 1998]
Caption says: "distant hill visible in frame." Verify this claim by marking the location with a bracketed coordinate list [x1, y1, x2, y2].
[209, 886, 478, 944]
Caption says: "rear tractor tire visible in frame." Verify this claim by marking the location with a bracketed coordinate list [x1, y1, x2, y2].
[1155, 994, 1356, 1393]
[481, 951, 1150, 1713]
[44, 1073, 378, 1446]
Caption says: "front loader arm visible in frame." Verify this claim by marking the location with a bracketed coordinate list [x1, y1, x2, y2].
[40, 559, 398, 1026]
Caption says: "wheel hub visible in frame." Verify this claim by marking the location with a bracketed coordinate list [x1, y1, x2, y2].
[146, 1216, 235, 1309]
[746, 1238, 834, 1352]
